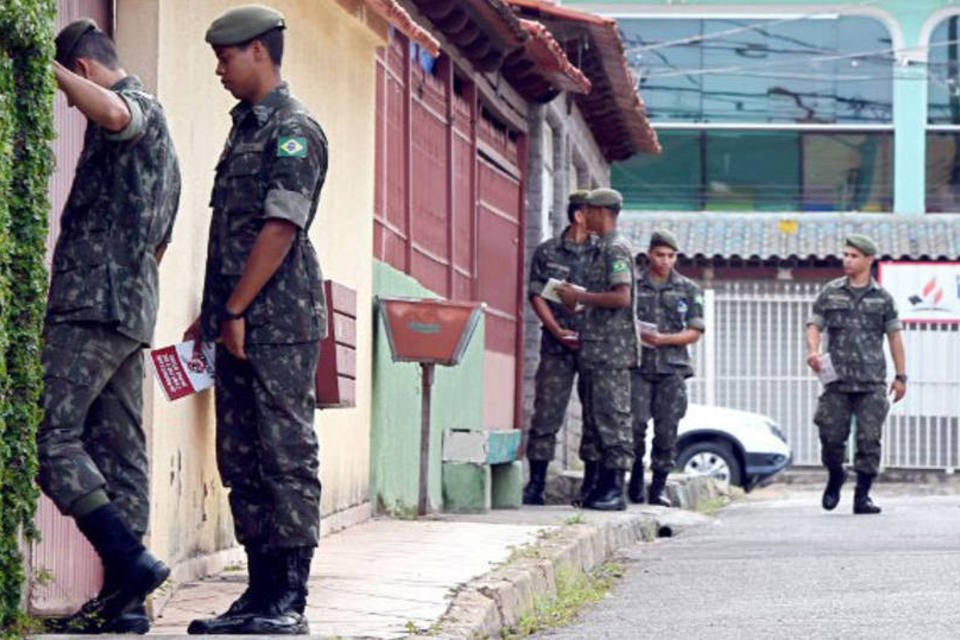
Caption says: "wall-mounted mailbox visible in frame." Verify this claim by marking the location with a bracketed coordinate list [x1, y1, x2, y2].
[377, 297, 483, 366]
[376, 296, 485, 515]
[316, 280, 357, 409]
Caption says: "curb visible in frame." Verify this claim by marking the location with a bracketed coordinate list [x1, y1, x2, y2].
[421, 474, 725, 639]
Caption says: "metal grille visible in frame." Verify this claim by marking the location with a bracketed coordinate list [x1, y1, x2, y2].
[555, 279, 960, 472]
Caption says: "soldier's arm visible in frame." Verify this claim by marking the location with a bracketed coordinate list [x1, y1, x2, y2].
[805, 324, 823, 372]
[559, 244, 632, 309]
[54, 61, 133, 133]
[561, 283, 630, 309]
[531, 296, 570, 339]
[887, 330, 906, 402]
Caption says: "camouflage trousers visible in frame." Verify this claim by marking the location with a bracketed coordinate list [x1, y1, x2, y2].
[216, 342, 321, 549]
[525, 349, 587, 462]
[577, 365, 633, 471]
[814, 386, 889, 477]
[631, 370, 688, 473]
[36, 321, 148, 535]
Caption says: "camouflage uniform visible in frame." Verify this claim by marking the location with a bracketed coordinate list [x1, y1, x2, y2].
[578, 232, 637, 471]
[201, 82, 327, 550]
[632, 270, 705, 473]
[525, 228, 596, 462]
[808, 277, 900, 476]
[37, 76, 180, 536]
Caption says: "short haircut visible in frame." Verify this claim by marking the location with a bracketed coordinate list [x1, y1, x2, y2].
[241, 27, 284, 66]
[567, 202, 584, 223]
[67, 31, 121, 70]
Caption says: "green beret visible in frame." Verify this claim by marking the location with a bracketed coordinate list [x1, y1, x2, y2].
[205, 5, 285, 47]
[55, 18, 99, 65]
[649, 229, 679, 252]
[585, 187, 623, 209]
[568, 190, 590, 206]
[845, 233, 878, 257]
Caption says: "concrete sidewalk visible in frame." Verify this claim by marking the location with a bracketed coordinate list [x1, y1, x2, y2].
[150, 476, 723, 639]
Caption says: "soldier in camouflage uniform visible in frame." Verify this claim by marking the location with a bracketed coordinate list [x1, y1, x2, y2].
[38, 19, 179, 633]
[806, 234, 907, 515]
[185, 7, 326, 635]
[558, 188, 636, 511]
[630, 230, 704, 507]
[523, 190, 596, 506]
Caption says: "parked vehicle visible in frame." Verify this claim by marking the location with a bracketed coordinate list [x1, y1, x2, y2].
[674, 404, 791, 490]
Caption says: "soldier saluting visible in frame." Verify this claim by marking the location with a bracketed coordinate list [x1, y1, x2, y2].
[806, 234, 907, 515]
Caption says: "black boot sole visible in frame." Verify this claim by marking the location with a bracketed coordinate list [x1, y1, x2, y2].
[239, 612, 309, 635]
[188, 613, 258, 634]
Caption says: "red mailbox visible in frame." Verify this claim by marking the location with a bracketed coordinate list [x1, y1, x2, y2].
[377, 297, 483, 366]
[376, 297, 485, 515]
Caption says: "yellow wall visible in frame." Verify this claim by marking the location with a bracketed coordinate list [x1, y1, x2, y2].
[116, 0, 383, 567]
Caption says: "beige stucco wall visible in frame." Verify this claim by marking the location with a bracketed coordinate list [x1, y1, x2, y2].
[115, 0, 383, 567]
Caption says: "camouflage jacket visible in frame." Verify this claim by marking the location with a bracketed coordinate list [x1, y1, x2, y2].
[636, 269, 705, 377]
[200, 83, 328, 345]
[580, 230, 637, 368]
[47, 75, 181, 345]
[808, 277, 901, 390]
[528, 227, 596, 355]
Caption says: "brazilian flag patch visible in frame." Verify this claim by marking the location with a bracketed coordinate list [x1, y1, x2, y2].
[611, 259, 629, 273]
[277, 136, 307, 158]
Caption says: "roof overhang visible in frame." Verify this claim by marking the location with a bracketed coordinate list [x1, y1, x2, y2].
[506, 0, 661, 160]
[620, 212, 960, 262]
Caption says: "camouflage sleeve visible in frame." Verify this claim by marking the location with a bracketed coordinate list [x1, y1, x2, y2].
[807, 288, 828, 328]
[884, 291, 902, 333]
[685, 280, 706, 332]
[264, 118, 328, 229]
[528, 243, 548, 298]
[607, 243, 633, 288]
[104, 89, 147, 142]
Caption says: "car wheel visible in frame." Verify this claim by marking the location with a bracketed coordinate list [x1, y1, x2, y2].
[677, 440, 742, 488]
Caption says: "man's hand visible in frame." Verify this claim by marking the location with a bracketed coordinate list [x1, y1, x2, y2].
[554, 328, 580, 351]
[889, 379, 906, 403]
[219, 318, 247, 360]
[806, 352, 822, 373]
[557, 283, 581, 311]
[642, 331, 665, 347]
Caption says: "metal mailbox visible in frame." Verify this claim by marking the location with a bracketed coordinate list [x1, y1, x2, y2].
[377, 297, 484, 366]
[376, 297, 485, 515]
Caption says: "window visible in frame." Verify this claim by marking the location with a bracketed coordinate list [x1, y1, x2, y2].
[616, 15, 895, 212]
[615, 130, 892, 211]
[927, 15, 960, 211]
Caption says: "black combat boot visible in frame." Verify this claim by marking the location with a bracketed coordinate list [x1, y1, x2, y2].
[821, 466, 847, 511]
[239, 547, 312, 635]
[522, 460, 549, 505]
[46, 549, 152, 634]
[188, 546, 273, 634]
[572, 461, 599, 508]
[627, 458, 645, 504]
[647, 471, 672, 507]
[583, 467, 626, 511]
[853, 472, 882, 515]
[47, 503, 169, 633]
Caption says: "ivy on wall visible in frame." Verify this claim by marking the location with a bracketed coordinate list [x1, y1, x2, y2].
[0, 0, 56, 633]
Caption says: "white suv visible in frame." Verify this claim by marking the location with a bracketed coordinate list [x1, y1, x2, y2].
[673, 404, 791, 490]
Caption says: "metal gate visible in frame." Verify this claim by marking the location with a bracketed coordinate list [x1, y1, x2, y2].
[691, 281, 960, 471]
[555, 279, 960, 472]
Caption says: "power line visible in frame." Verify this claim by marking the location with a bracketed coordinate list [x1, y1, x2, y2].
[619, 0, 883, 55]
[640, 38, 960, 81]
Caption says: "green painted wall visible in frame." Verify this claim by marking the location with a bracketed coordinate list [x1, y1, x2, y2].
[370, 261, 485, 517]
[570, 0, 960, 214]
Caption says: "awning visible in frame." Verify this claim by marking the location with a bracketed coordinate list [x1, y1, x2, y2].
[620, 212, 960, 261]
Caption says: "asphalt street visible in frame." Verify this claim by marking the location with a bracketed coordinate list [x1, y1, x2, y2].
[535, 482, 960, 640]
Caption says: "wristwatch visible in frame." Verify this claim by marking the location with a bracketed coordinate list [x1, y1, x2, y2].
[223, 306, 245, 321]
[894, 373, 908, 383]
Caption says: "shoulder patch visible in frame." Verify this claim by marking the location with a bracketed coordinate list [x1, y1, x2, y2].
[611, 259, 629, 274]
[278, 136, 307, 158]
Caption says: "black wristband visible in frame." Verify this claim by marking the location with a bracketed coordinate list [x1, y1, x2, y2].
[894, 373, 907, 383]
[223, 306, 245, 321]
